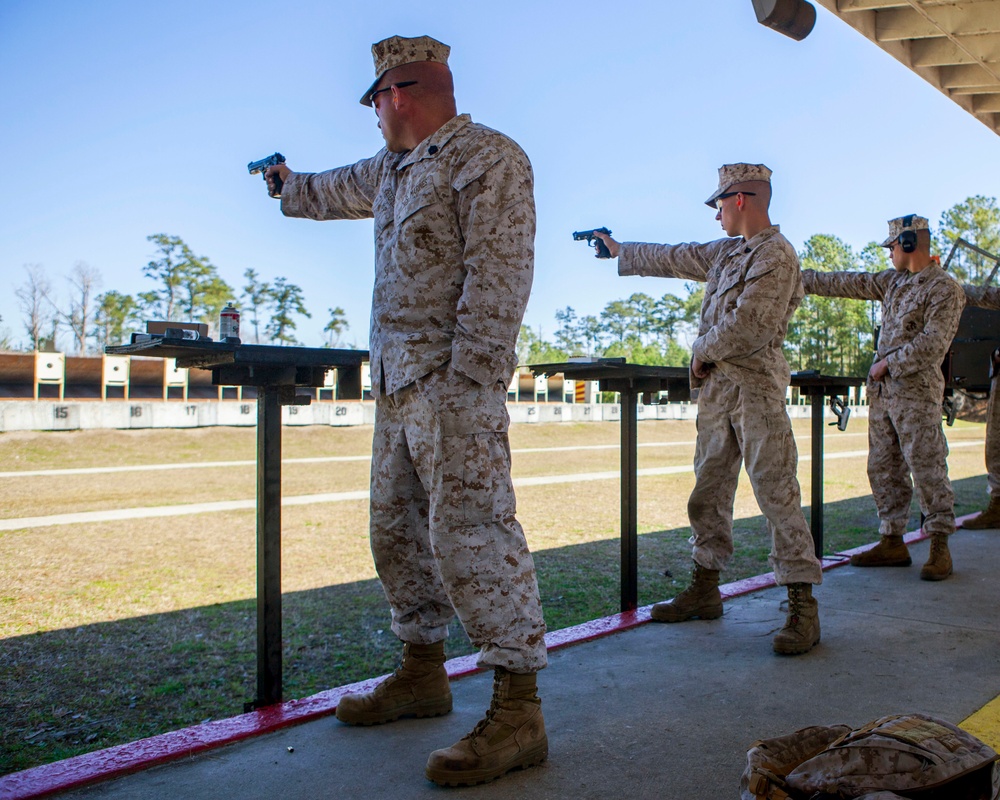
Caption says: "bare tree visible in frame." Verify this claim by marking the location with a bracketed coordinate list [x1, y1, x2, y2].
[15, 264, 54, 351]
[0, 315, 13, 351]
[50, 261, 102, 355]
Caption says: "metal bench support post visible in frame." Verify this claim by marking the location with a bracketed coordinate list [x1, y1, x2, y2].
[256, 386, 283, 707]
[620, 387, 639, 612]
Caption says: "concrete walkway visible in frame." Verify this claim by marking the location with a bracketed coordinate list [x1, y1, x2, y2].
[20, 525, 997, 800]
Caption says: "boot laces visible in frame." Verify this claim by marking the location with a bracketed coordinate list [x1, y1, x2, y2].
[467, 671, 504, 739]
[389, 650, 410, 680]
[785, 585, 806, 625]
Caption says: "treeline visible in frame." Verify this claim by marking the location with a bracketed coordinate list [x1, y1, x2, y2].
[3, 234, 350, 354]
[517, 290, 704, 367]
[519, 195, 1000, 377]
[4, 196, 997, 360]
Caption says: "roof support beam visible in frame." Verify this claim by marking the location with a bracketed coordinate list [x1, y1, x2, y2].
[837, 0, 908, 11]
[973, 95, 1000, 112]
[940, 63, 1000, 88]
[876, 7, 1000, 42]
[950, 85, 1000, 96]
[910, 34, 1000, 68]
[815, 0, 1000, 135]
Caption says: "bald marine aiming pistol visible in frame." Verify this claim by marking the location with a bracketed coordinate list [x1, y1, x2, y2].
[248, 152, 286, 198]
[573, 227, 613, 259]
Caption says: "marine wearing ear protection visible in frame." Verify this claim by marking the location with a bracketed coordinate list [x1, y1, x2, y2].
[898, 214, 917, 254]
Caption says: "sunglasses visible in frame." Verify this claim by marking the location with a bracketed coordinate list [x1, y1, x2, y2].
[369, 81, 418, 105]
[714, 191, 756, 210]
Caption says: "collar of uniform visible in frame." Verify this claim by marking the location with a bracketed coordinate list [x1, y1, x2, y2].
[397, 113, 472, 170]
[913, 262, 941, 283]
[728, 224, 779, 256]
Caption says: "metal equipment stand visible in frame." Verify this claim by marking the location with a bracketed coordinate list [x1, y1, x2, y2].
[792, 373, 865, 559]
[108, 338, 368, 708]
[528, 361, 689, 612]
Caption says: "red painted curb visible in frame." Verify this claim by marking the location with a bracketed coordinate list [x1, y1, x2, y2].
[0, 515, 979, 799]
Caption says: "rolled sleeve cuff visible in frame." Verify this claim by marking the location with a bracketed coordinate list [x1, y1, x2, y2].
[691, 334, 713, 365]
[617, 243, 640, 276]
[452, 337, 516, 386]
[885, 351, 910, 380]
[279, 172, 306, 218]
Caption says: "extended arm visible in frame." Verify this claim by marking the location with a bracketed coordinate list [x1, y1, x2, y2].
[964, 284, 1000, 311]
[618, 239, 730, 282]
[279, 152, 387, 221]
[801, 269, 887, 301]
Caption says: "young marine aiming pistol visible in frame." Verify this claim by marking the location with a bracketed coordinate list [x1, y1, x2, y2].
[248, 152, 286, 198]
[573, 227, 613, 259]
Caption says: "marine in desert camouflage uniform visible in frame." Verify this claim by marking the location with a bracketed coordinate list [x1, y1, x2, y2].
[593, 164, 823, 657]
[802, 215, 965, 580]
[264, 35, 546, 787]
[960, 284, 1000, 529]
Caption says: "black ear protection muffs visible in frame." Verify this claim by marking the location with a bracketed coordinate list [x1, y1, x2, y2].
[899, 214, 917, 253]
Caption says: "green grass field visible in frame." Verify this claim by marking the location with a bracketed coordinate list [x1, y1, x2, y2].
[0, 416, 991, 774]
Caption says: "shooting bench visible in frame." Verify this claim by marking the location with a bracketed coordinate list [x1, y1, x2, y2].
[107, 337, 368, 708]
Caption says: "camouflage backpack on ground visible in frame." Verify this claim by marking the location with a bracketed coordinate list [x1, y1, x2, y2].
[741, 713, 1000, 800]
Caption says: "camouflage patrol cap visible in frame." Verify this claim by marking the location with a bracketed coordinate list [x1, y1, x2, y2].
[360, 35, 451, 106]
[704, 163, 772, 208]
[880, 214, 929, 247]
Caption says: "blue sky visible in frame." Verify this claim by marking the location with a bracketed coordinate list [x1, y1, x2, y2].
[2, 0, 999, 350]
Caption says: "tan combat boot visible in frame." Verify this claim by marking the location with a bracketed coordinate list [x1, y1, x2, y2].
[772, 583, 820, 656]
[650, 562, 723, 622]
[961, 496, 1000, 530]
[920, 535, 953, 581]
[850, 534, 911, 567]
[425, 667, 547, 787]
[335, 641, 452, 725]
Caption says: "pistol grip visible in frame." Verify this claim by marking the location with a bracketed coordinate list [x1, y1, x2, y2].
[268, 171, 283, 199]
[595, 239, 611, 259]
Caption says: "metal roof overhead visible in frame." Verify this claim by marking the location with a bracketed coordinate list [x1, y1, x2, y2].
[815, 0, 1000, 136]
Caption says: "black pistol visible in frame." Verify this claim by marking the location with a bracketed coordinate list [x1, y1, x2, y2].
[248, 152, 286, 198]
[573, 227, 613, 259]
